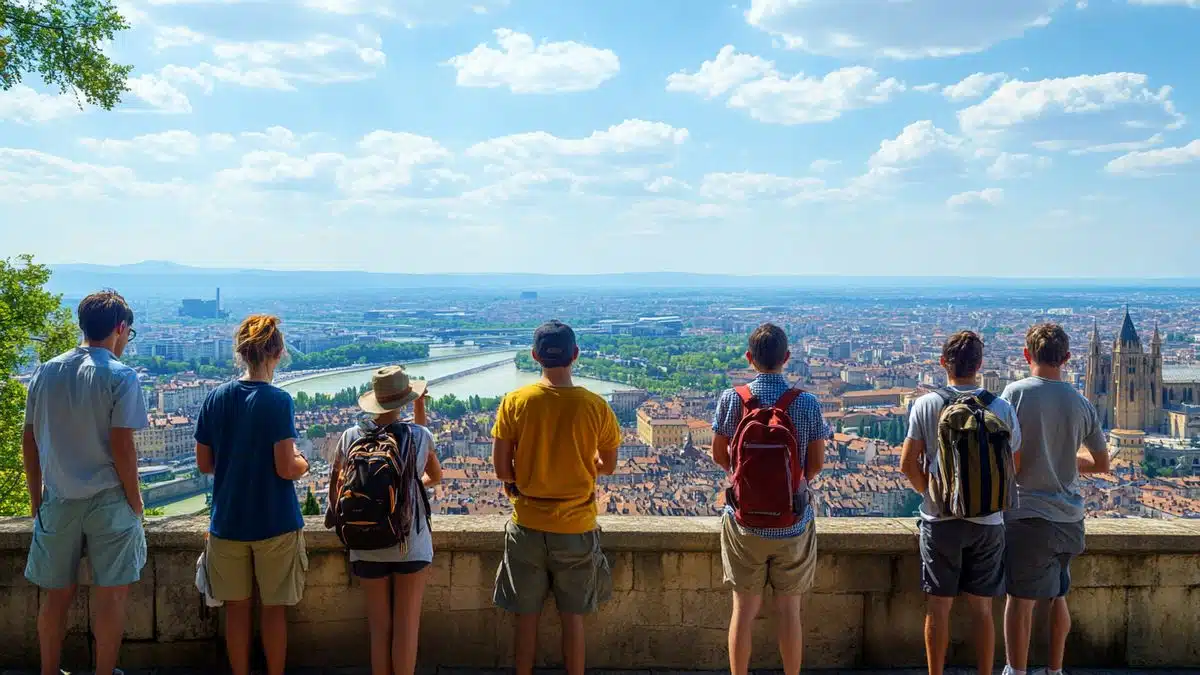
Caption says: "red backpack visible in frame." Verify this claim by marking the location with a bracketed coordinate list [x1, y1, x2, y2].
[727, 386, 806, 529]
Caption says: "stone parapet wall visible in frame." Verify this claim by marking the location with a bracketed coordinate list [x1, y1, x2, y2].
[1, 516, 1198, 670]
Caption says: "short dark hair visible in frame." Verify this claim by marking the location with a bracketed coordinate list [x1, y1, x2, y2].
[77, 290, 133, 341]
[748, 323, 788, 371]
[942, 331, 984, 378]
[1027, 323, 1071, 367]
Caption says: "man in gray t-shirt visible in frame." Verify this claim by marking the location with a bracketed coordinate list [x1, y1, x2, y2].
[901, 331, 1018, 675]
[999, 324, 1109, 675]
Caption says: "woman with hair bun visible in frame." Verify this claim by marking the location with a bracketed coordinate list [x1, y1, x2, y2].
[194, 314, 309, 675]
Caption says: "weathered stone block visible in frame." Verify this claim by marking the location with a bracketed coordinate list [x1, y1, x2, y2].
[449, 583, 496, 612]
[428, 553, 451, 587]
[289, 584, 367, 624]
[1072, 554, 1148, 588]
[680, 589, 730, 629]
[803, 592, 865, 668]
[0, 551, 30, 587]
[38, 585, 88, 635]
[450, 550, 503, 589]
[304, 550, 350, 587]
[1065, 586, 1129, 667]
[291, 618, 370, 665]
[0, 584, 39, 663]
[1151, 552, 1200, 587]
[152, 550, 201, 587]
[419, 604, 503, 666]
[1127, 586, 1200, 667]
[594, 589, 683, 628]
[632, 551, 711, 591]
[814, 553, 893, 593]
[863, 589, 927, 668]
[155, 584, 218, 641]
[93, 559, 155, 640]
[610, 551, 633, 592]
[119, 639, 222, 670]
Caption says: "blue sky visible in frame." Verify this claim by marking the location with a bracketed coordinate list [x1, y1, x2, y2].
[2, 0, 1199, 277]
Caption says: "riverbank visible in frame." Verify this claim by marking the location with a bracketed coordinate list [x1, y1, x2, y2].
[277, 346, 519, 388]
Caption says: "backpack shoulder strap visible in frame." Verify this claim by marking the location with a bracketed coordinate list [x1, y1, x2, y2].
[976, 390, 997, 407]
[775, 388, 803, 411]
[934, 387, 959, 405]
[734, 385, 759, 412]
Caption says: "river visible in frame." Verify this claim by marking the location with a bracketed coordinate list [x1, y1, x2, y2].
[280, 348, 626, 399]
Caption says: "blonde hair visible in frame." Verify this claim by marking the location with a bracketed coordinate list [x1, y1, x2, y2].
[234, 314, 285, 368]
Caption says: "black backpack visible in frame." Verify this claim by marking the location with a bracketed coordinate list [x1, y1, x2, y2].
[331, 423, 431, 551]
[929, 389, 1016, 519]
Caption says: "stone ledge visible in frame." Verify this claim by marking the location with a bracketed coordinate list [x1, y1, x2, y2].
[1, 515, 1198, 554]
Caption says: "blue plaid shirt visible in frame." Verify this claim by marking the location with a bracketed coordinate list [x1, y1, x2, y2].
[712, 373, 831, 538]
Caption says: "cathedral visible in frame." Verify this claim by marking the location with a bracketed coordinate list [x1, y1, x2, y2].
[1085, 308, 1200, 435]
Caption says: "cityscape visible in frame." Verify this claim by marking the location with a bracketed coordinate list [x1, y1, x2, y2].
[19, 267, 1200, 522]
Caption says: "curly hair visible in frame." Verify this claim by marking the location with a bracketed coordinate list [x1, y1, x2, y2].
[233, 314, 285, 368]
[1026, 323, 1071, 367]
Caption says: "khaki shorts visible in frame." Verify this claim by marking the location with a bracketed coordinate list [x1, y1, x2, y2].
[493, 521, 612, 615]
[721, 514, 817, 596]
[206, 529, 308, 606]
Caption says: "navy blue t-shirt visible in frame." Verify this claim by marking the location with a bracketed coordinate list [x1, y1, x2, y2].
[195, 380, 303, 541]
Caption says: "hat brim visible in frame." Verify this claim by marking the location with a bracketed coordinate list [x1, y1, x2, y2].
[357, 379, 427, 415]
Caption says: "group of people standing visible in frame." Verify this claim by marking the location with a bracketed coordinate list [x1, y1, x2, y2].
[19, 290, 1108, 675]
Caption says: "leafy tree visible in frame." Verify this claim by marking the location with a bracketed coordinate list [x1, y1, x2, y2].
[305, 424, 327, 440]
[1, 255, 79, 515]
[144, 506, 165, 517]
[301, 489, 321, 516]
[1, 0, 133, 109]
[1141, 459, 1159, 479]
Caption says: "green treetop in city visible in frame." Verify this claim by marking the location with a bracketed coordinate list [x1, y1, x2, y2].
[1, 0, 132, 109]
[0, 255, 79, 516]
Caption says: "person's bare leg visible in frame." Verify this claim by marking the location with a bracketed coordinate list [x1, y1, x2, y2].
[559, 612, 586, 675]
[1048, 596, 1072, 672]
[514, 613, 540, 675]
[360, 576, 392, 675]
[91, 585, 131, 675]
[925, 595, 954, 675]
[391, 569, 429, 675]
[38, 586, 76, 675]
[1005, 596, 1037, 673]
[223, 599, 253, 675]
[728, 591, 763, 675]
[260, 604, 289, 675]
[773, 593, 804, 675]
[966, 594, 996, 675]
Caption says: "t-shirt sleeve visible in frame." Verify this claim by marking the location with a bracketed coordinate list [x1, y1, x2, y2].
[599, 403, 621, 453]
[907, 395, 935, 443]
[808, 398, 832, 442]
[22, 369, 39, 426]
[1081, 399, 1108, 456]
[194, 392, 214, 445]
[1001, 401, 1022, 454]
[111, 369, 149, 430]
[491, 394, 516, 440]
[269, 393, 299, 444]
[712, 391, 737, 437]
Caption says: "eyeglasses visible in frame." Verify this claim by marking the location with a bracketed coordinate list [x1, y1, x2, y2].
[128, 327, 137, 342]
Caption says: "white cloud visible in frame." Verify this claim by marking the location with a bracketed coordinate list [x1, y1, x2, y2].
[298, 0, 509, 22]
[645, 176, 692, 194]
[338, 132, 452, 194]
[942, 72, 1007, 101]
[153, 25, 207, 50]
[665, 45, 773, 98]
[986, 152, 1051, 178]
[913, 83, 941, 93]
[1105, 139, 1200, 175]
[125, 74, 194, 113]
[216, 150, 346, 185]
[0, 86, 83, 123]
[699, 171, 825, 200]
[869, 121, 965, 168]
[160, 63, 295, 92]
[745, 0, 1065, 59]
[447, 29, 619, 93]
[669, 47, 903, 125]
[957, 73, 1185, 146]
[947, 187, 1004, 208]
[1128, 0, 1200, 6]
[729, 66, 904, 125]
[79, 131, 236, 161]
[0, 148, 181, 202]
[809, 159, 841, 172]
[466, 119, 688, 164]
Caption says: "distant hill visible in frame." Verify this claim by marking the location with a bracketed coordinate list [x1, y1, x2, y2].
[45, 261, 1200, 299]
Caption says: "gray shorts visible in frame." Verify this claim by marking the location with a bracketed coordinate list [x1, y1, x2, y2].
[1005, 517, 1085, 599]
[493, 521, 612, 615]
[918, 519, 1005, 598]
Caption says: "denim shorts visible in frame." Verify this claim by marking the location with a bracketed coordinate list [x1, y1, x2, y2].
[25, 487, 147, 589]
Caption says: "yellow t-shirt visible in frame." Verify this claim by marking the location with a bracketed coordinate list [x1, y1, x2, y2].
[491, 383, 622, 534]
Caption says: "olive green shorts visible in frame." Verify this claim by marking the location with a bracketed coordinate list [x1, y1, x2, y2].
[721, 514, 817, 596]
[493, 521, 612, 615]
[206, 529, 308, 606]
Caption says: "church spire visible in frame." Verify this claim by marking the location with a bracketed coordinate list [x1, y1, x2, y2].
[1118, 306, 1140, 346]
[1152, 321, 1162, 346]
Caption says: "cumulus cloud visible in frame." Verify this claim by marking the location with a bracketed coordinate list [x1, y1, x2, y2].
[809, 159, 841, 172]
[947, 187, 1004, 208]
[466, 119, 688, 165]
[0, 148, 179, 202]
[869, 121, 965, 168]
[79, 131, 236, 161]
[0, 86, 83, 124]
[698, 172, 825, 200]
[446, 29, 619, 93]
[1105, 139, 1200, 175]
[125, 74, 195, 113]
[942, 72, 1007, 101]
[957, 73, 1185, 149]
[668, 46, 903, 125]
[744, 0, 1066, 59]
[985, 152, 1052, 179]
[1127, 0, 1200, 6]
